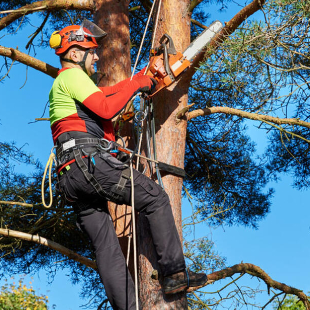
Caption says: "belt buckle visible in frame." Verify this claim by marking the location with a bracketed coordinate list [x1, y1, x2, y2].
[99, 138, 112, 151]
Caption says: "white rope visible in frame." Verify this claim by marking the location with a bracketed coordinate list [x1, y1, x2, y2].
[151, 0, 162, 49]
[130, 162, 139, 310]
[127, 2, 163, 308]
[144, 0, 163, 74]
[131, 0, 158, 79]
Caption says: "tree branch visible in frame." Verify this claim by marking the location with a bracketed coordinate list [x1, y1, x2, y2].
[0, 228, 97, 270]
[0, 46, 58, 78]
[0, 200, 34, 208]
[188, 0, 204, 13]
[182, 106, 310, 130]
[191, 18, 208, 29]
[0, 0, 95, 31]
[25, 12, 50, 50]
[188, 263, 310, 310]
[0, 200, 71, 212]
[182, 0, 266, 83]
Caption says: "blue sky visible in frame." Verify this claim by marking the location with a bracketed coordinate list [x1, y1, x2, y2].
[0, 2, 309, 309]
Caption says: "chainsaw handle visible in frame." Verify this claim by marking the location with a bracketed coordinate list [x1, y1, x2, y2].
[162, 42, 175, 83]
[159, 34, 177, 55]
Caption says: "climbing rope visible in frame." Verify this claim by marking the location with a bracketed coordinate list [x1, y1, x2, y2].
[130, 161, 139, 310]
[125, 6, 166, 305]
[41, 147, 56, 208]
[131, 0, 158, 79]
[151, 0, 162, 49]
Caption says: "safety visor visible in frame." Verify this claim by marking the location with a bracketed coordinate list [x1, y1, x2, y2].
[70, 19, 107, 42]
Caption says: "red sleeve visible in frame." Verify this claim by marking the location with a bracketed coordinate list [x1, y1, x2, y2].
[99, 68, 146, 96]
[99, 78, 131, 96]
[83, 79, 141, 120]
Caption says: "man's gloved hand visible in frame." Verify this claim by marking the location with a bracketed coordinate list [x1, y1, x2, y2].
[135, 75, 157, 93]
[133, 67, 146, 78]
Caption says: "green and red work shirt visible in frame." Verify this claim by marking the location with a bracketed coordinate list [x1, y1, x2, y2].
[49, 67, 144, 144]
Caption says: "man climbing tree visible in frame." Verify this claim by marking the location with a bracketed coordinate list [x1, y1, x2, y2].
[48, 18, 208, 309]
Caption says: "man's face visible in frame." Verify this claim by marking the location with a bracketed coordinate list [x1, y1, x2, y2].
[83, 49, 99, 76]
[69, 48, 99, 76]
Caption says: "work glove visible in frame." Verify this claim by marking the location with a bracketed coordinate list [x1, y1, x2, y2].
[135, 75, 157, 93]
[133, 67, 147, 78]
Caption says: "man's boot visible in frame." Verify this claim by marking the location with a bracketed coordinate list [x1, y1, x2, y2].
[163, 269, 208, 294]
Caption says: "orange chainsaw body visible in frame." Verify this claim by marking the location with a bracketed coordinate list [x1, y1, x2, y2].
[146, 34, 191, 97]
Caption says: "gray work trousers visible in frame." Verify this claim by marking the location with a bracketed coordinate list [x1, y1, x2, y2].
[59, 151, 186, 310]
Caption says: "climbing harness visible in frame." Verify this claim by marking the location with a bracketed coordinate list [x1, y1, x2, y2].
[56, 136, 132, 204]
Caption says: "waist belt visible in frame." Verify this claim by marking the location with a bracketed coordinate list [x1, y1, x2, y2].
[56, 137, 131, 205]
[56, 137, 112, 168]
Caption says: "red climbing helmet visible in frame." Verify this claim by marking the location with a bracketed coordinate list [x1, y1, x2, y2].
[49, 19, 107, 55]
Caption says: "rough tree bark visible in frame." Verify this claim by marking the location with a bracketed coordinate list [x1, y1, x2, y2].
[95, 0, 191, 308]
[94, 0, 136, 276]
[137, 0, 191, 308]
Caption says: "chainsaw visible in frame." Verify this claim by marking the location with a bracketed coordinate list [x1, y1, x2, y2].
[146, 20, 223, 97]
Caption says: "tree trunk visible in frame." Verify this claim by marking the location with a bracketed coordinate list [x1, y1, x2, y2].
[95, 0, 191, 308]
[94, 0, 135, 271]
[138, 0, 191, 309]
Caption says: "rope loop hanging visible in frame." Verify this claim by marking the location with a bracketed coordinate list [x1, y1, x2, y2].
[41, 147, 56, 208]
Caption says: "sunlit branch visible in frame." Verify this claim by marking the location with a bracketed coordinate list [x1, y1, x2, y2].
[187, 263, 310, 310]
[188, 0, 204, 13]
[0, 200, 38, 208]
[0, 46, 58, 78]
[0, 200, 71, 212]
[35, 118, 50, 121]
[191, 19, 208, 29]
[0, 228, 97, 270]
[0, 0, 95, 31]
[0, 6, 46, 15]
[183, 106, 310, 130]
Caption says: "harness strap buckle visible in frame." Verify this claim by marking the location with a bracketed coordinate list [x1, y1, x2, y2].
[110, 167, 131, 200]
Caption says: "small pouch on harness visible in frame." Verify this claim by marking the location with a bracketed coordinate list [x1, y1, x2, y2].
[109, 167, 131, 204]
[98, 151, 129, 169]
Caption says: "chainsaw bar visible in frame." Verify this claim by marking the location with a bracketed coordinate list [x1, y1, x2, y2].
[182, 20, 223, 61]
[146, 20, 223, 97]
